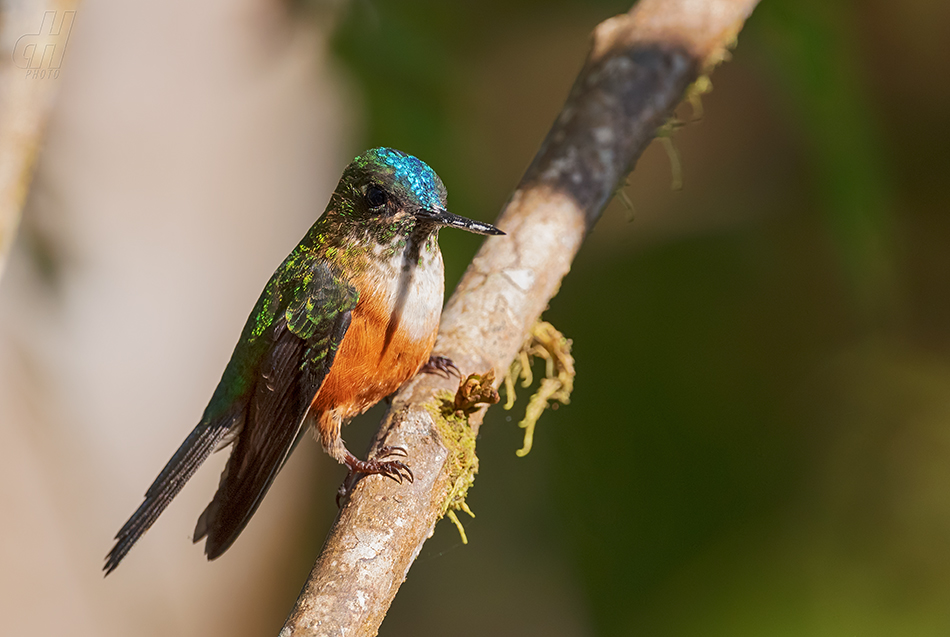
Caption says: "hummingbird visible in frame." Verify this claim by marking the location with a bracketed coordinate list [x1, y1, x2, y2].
[104, 147, 503, 574]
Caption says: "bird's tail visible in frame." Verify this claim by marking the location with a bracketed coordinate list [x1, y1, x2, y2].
[103, 415, 237, 575]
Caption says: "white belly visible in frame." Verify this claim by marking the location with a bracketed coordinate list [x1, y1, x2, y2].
[362, 242, 444, 343]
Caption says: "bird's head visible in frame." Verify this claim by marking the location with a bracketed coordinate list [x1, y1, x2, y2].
[325, 148, 503, 241]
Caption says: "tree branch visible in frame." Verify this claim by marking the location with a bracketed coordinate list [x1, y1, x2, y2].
[0, 1, 76, 280]
[281, 1, 760, 635]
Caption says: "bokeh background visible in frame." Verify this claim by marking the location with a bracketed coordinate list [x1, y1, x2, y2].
[2, 0, 950, 635]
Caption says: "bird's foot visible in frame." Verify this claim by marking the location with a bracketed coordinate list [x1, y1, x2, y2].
[421, 355, 461, 379]
[336, 447, 414, 507]
[349, 446, 413, 483]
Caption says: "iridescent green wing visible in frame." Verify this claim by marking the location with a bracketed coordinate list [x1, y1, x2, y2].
[104, 272, 291, 575]
[103, 258, 358, 573]
[194, 260, 357, 559]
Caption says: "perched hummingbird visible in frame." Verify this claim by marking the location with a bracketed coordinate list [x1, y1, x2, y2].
[104, 147, 503, 574]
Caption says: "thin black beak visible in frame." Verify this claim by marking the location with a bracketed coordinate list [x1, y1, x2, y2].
[415, 208, 504, 236]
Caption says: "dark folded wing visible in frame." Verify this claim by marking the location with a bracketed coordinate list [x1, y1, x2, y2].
[194, 263, 356, 559]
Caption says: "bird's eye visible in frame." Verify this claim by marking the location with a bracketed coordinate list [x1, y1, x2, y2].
[365, 185, 387, 209]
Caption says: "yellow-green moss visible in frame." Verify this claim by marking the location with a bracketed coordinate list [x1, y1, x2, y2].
[426, 391, 479, 544]
[504, 321, 575, 457]
[655, 72, 716, 191]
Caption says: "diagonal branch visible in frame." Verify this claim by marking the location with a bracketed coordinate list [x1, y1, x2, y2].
[281, 1, 760, 635]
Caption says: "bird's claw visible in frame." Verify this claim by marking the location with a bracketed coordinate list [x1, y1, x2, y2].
[335, 482, 350, 508]
[376, 459, 414, 484]
[337, 448, 414, 506]
[375, 445, 413, 482]
[378, 444, 408, 459]
[421, 355, 461, 379]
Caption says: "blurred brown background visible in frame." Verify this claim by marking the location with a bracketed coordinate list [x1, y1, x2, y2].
[2, 0, 949, 635]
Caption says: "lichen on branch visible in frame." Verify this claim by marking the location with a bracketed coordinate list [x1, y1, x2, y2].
[504, 321, 575, 457]
[427, 371, 499, 544]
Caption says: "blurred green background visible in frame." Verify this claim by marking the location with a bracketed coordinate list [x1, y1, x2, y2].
[323, 0, 950, 635]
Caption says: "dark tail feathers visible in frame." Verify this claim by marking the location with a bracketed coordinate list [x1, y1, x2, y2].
[103, 419, 234, 575]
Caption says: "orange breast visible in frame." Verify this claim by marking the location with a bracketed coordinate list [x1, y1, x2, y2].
[310, 290, 436, 420]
